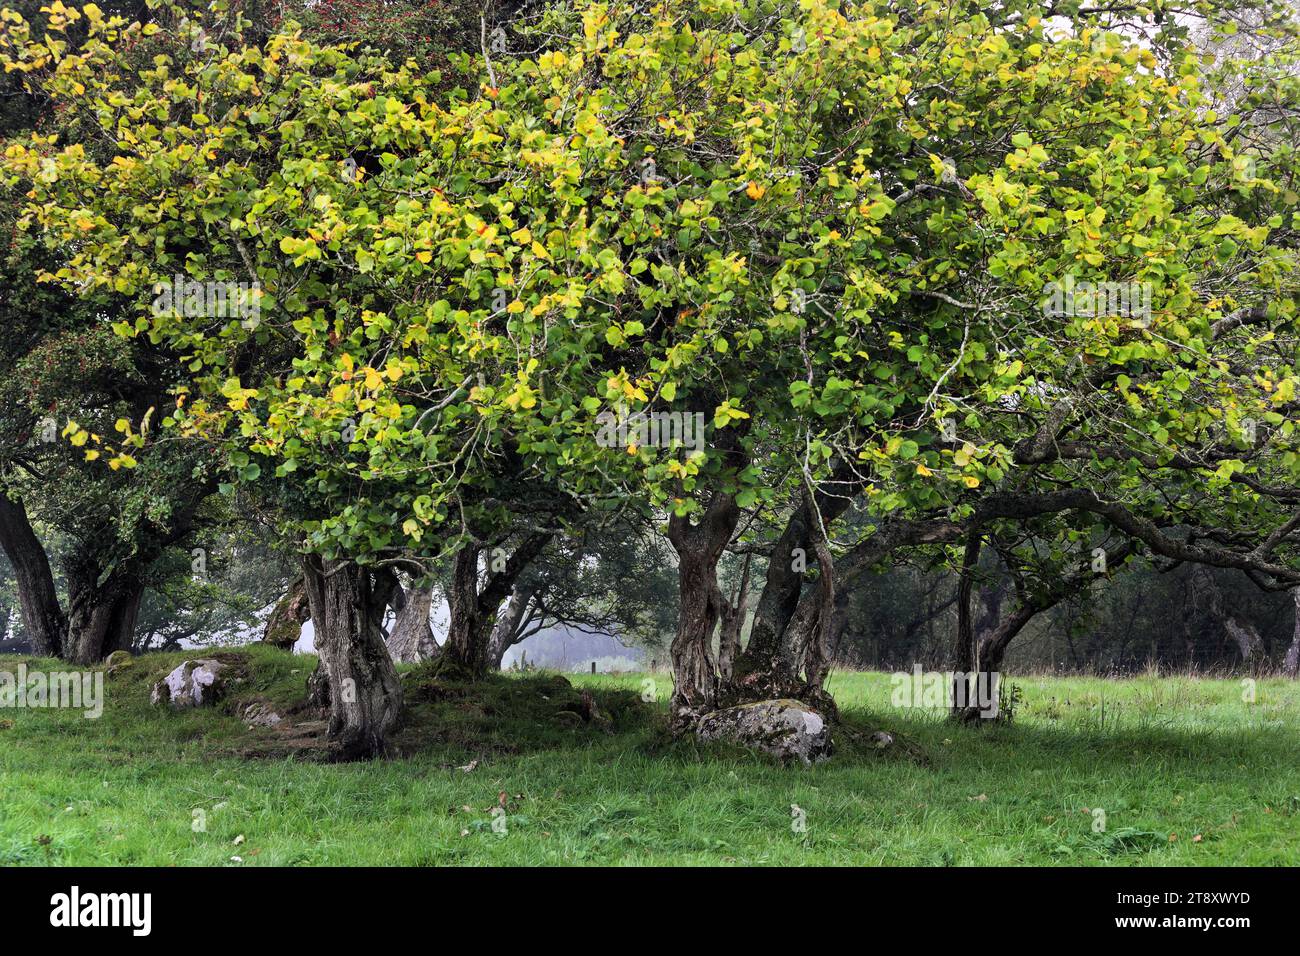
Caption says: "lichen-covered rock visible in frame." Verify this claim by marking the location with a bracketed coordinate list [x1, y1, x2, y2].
[696, 699, 832, 765]
[150, 659, 231, 709]
[242, 701, 284, 727]
[104, 650, 133, 677]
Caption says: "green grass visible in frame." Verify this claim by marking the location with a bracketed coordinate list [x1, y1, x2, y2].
[1, 646, 1298, 865]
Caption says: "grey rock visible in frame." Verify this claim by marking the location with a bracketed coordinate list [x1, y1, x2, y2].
[696, 699, 833, 765]
[151, 659, 231, 708]
[242, 701, 284, 727]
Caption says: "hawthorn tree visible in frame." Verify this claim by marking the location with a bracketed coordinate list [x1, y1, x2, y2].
[0, 0, 239, 663]
[1, 0, 650, 751]
[718, 0, 1300, 715]
[6, 0, 1300, 755]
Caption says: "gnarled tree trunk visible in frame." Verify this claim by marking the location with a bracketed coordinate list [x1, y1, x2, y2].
[302, 556, 402, 760]
[667, 493, 740, 729]
[730, 461, 859, 700]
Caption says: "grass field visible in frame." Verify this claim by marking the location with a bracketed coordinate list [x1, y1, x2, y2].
[1, 646, 1298, 865]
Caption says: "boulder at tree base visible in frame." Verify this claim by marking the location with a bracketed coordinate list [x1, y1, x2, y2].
[696, 699, 833, 765]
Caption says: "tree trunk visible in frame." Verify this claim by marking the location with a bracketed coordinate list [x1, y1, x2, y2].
[0, 494, 66, 657]
[667, 494, 740, 729]
[432, 546, 493, 680]
[302, 556, 402, 760]
[951, 528, 988, 722]
[731, 461, 859, 697]
[1225, 617, 1264, 666]
[731, 505, 809, 692]
[800, 485, 838, 694]
[428, 533, 551, 681]
[1285, 588, 1300, 678]
[486, 583, 535, 671]
[716, 554, 751, 681]
[262, 577, 311, 651]
[388, 583, 439, 664]
[773, 570, 846, 719]
[64, 568, 144, 665]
